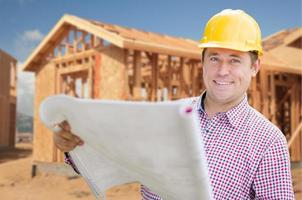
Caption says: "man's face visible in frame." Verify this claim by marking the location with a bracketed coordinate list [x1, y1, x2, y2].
[202, 48, 259, 106]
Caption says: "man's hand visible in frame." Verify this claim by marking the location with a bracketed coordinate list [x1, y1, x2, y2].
[53, 121, 84, 152]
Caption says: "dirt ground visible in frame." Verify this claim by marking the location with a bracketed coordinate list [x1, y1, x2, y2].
[0, 141, 301, 200]
[0, 142, 141, 200]
[293, 167, 302, 200]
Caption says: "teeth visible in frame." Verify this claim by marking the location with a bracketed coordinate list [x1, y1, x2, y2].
[215, 80, 232, 85]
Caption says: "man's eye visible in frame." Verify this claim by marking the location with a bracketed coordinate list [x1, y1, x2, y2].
[209, 57, 218, 62]
[230, 59, 241, 64]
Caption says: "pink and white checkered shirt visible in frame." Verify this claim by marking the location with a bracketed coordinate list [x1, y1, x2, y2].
[141, 93, 294, 199]
[65, 92, 294, 199]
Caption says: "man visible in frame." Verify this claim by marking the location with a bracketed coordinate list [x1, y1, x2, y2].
[54, 9, 294, 199]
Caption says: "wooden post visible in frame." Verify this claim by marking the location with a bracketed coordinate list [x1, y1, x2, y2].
[93, 53, 101, 99]
[290, 76, 301, 161]
[81, 31, 87, 51]
[90, 34, 95, 48]
[260, 69, 269, 118]
[167, 55, 172, 100]
[81, 78, 86, 97]
[133, 50, 142, 99]
[65, 33, 70, 55]
[88, 57, 93, 98]
[151, 53, 159, 101]
[270, 72, 276, 124]
[73, 29, 78, 52]
[123, 49, 130, 100]
[191, 61, 197, 96]
[179, 57, 184, 98]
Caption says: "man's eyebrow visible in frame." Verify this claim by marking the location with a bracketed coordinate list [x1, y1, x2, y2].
[206, 52, 243, 58]
[206, 52, 219, 56]
[229, 54, 242, 58]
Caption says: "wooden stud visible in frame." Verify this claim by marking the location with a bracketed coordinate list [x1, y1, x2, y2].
[73, 29, 78, 52]
[133, 50, 142, 99]
[151, 53, 158, 101]
[179, 57, 184, 98]
[270, 72, 276, 123]
[167, 55, 172, 99]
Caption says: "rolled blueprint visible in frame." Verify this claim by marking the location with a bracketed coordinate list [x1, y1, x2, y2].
[40, 95, 213, 199]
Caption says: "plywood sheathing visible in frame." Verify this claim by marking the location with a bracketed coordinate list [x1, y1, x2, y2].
[0, 49, 17, 148]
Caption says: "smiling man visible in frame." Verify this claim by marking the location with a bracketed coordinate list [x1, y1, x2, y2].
[141, 10, 294, 199]
[53, 9, 294, 199]
[194, 9, 294, 199]
[201, 48, 259, 118]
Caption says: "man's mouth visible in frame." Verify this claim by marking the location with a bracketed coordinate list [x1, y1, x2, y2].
[214, 80, 234, 85]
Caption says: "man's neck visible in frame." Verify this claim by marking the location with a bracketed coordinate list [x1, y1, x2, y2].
[204, 95, 244, 119]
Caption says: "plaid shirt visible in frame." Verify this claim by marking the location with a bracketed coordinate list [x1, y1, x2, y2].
[141, 93, 294, 199]
[66, 93, 294, 199]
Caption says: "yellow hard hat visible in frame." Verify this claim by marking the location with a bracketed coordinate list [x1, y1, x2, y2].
[199, 9, 263, 55]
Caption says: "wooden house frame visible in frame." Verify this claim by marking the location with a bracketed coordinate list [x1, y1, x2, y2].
[261, 28, 302, 161]
[23, 15, 301, 172]
[0, 49, 17, 148]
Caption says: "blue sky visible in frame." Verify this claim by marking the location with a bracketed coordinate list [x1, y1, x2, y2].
[0, 0, 301, 115]
[0, 0, 301, 62]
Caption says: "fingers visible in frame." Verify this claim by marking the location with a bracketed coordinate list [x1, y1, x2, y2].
[58, 121, 83, 144]
[60, 120, 71, 132]
[57, 129, 82, 143]
[53, 133, 79, 152]
[53, 121, 84, 152]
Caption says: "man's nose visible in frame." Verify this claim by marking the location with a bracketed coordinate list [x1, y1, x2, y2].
[217, 62, 230, 76]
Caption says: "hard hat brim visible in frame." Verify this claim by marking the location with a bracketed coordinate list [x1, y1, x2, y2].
[198, 42, 263, 56]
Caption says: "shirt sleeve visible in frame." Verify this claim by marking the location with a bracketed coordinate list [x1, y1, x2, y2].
[252, 135, 294, 199]
[141, 185, 163, 200]
[64, 152, 81, 174]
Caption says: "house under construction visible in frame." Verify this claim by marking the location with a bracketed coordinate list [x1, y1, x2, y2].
[0, 49, 17, 148]
[22, 14, 301, 171]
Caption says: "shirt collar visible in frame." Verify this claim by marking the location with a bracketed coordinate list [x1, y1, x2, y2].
[197, 90, 206, 112]
[197, 91, 249, 128]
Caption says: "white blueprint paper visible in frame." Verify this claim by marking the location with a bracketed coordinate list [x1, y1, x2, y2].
[39, 95, 213, 200]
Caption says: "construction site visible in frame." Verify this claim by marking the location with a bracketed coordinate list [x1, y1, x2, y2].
[0, 13, 302, 199]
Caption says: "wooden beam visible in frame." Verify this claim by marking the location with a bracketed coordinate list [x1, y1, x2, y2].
[288, 121, 302, 148]
[277, 89, 291, 108]
[52, 49, 97, 64]
[263, 64, 302, 75]
[124, 39, 201, 60]
[274, 79, 294, 86]
[58, 64, 90, 75]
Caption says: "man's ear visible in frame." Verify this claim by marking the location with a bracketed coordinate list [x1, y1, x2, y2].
[251, 59, 260, 77]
